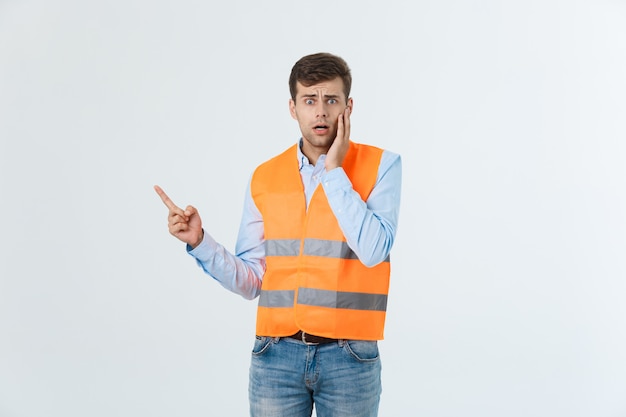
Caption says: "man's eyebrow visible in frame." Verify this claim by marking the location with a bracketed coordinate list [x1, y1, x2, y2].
[300, 93, 341, 98]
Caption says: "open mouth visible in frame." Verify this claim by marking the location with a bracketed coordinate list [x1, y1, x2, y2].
[314, 124, 329, 131]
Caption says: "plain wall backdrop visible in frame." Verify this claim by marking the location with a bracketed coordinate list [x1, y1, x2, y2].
[1, 0, 625, 416]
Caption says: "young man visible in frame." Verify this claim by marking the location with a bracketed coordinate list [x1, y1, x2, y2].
[155, 52, 401, 417]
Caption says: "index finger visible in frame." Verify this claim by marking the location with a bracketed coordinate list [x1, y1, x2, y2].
[154, 185, 179, 210]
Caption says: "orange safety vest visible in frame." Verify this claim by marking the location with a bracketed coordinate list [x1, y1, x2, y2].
[251, 141, 391, 341]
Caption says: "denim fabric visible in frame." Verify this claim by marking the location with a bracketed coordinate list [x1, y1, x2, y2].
[249, 336, 382, 417]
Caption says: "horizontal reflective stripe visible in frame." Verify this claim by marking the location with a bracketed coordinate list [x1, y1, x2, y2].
[259, 288, 388, 311]
[265, 239, 301, 257]
[297, 288, 388, 312]
[303, 238, 357, 259]
[266, 238, 390, 262]
[258, 290, 295, 308]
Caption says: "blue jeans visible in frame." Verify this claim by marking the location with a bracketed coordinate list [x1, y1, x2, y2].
[249, 336, 382, 417]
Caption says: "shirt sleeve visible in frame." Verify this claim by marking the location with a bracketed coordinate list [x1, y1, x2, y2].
[186, 178, 265, 300]
[321, 150, 402, 267]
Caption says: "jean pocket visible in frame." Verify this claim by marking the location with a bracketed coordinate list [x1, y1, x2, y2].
[343, 340, 380, 363]
[251, 336, 273, 356]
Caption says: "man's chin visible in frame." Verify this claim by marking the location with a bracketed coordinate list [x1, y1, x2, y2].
[303, 134, 334, 148]
[316, 130, 338, 143]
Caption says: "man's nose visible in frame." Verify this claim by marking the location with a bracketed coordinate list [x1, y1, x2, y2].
[316, 102, 328, 118]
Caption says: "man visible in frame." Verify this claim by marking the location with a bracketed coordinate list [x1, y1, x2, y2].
[155, 52, 401, 417]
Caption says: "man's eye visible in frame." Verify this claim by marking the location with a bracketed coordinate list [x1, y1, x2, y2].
[328, 99, 337, 104]
[305, 99, 314, 105]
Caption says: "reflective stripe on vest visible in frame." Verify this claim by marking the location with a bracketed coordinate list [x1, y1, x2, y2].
[258, 289, 294, 308]
[266, 238, 390, 262]
[259, 288, 387, 311]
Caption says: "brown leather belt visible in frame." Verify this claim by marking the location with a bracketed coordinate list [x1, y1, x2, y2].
[288, 330, 338, 344]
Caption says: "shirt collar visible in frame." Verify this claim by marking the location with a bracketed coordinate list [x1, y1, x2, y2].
[297, 138, 326, 170]
[297, 138, 308, 170]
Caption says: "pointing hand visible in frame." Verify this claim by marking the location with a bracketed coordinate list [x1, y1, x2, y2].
[154, 185, 204, 248]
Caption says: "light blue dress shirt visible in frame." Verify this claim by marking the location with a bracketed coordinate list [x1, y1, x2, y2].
[188, 140, 402, 300]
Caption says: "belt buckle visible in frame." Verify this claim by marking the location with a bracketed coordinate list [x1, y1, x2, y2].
[301, 331, 317, 345]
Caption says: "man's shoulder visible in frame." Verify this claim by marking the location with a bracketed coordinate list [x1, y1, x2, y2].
[350, 140, 398, 156]
[348, 141, 401, 163]
[355, 142, 401, 164]
[253, 143, 298, 175]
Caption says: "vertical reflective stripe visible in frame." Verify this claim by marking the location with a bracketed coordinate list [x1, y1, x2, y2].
[297, 288, 387, 311]
[258, 290, 295, 307]
[265, 239, 301, 257]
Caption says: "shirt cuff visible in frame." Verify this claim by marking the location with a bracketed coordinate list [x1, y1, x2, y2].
[321, 166, 352, 196]
[186, 230, 220, 262]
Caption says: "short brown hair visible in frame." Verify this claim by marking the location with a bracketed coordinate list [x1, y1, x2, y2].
[289, 52, 352, 101]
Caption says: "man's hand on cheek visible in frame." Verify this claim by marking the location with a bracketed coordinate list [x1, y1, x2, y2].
[325, 106, 351, 171]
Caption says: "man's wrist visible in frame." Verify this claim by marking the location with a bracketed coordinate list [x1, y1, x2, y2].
[325, 161, 341, 172]
[190, 229, 204, 249]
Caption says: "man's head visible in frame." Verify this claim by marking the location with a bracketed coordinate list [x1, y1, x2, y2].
[289, 53, 352, 101]
[288, 53, 354, 161]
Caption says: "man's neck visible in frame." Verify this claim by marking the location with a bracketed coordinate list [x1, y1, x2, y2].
[300, 142, 329, 166]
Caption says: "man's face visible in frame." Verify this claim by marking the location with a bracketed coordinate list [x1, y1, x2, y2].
[289, 77, 353, 154]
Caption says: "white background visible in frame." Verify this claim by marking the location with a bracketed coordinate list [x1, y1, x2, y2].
[1, 1, 625, 416]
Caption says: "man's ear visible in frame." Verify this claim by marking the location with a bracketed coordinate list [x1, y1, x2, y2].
[347, 97, 354, 114]
[289, 99, 297, 120]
